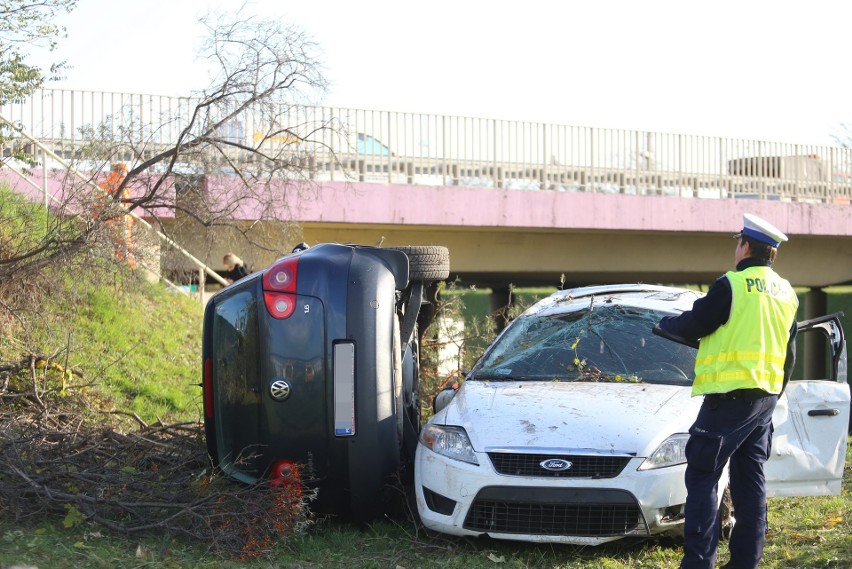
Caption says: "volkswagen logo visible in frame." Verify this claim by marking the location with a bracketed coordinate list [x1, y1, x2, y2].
[269, 379, 291, 401]
[540, 458, 573, 472]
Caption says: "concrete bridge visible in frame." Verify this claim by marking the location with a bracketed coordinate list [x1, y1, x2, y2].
[2, 89, 851, 306]
[278, 180, 852, 290]
[156, 176, 851, 350]
[2, 89, 849, 384]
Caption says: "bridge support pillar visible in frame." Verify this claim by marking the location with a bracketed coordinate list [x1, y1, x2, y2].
[489, 286, 514, 334]
[803, 287, 828, 379]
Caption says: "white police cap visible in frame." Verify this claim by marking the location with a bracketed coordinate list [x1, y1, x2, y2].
[736, 213, 788, 247]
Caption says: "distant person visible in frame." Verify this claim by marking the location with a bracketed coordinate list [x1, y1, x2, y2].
[223, 253, 249, 284]
[97, 162, 136, 268]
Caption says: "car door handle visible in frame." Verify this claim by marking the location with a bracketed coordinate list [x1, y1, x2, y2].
[807, 408, 840, 417]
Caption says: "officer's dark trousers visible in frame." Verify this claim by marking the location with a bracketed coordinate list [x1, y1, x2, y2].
[680, 392, 778, 569]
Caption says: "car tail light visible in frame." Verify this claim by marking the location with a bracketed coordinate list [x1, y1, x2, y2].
[203, 357, 213, 418]
[263, 292, 297, 319]
[262, 257, 299, 319]
[270, 460, 301, 485]
[263, 258, 298, 292]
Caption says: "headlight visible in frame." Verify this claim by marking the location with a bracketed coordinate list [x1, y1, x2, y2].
[638, 433, 689, 471]
[419, 424, 479, 465]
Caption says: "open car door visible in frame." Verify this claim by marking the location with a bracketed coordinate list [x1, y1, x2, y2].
[766, 313, 849, 497]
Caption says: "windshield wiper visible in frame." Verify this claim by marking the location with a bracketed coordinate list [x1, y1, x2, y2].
[471, 374, 529, 381]
[472, 374, 566, 382]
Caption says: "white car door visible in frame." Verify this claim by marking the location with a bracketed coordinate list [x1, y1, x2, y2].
[766, 313, 849, 497]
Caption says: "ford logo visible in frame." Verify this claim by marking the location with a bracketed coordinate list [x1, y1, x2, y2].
[540, 458, 573, 471]
[269, 379, 291, 401]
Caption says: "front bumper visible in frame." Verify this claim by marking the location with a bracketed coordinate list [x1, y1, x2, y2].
[414, 445, 688, 545]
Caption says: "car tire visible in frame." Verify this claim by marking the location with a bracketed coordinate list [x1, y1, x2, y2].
[389, 245, 450, 282]
[402, 334, 421, 434]
[393, 315, 421, 458]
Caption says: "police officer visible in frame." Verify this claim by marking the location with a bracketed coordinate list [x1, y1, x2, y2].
[655, 213, 798, 569]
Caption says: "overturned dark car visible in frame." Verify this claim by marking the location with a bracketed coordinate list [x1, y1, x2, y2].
[201, 243, 449, 520]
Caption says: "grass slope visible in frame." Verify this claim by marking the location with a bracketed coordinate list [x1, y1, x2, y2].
[2, 271, 205, 424]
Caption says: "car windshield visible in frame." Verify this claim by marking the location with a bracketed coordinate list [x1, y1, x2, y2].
[472, 303, 696, 386]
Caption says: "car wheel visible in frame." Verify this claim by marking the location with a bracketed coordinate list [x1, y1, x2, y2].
[389, 245, 450, 282]
[403, 334, 421, 429]
[399, 323, 421, 465]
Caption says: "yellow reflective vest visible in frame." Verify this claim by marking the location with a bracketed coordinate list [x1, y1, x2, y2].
[693, 266, 798, 396]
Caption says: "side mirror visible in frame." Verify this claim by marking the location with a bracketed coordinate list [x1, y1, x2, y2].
[433, 383, 459, 414]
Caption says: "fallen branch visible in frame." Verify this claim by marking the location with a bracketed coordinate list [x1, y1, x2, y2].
[0, 356, 315, 559]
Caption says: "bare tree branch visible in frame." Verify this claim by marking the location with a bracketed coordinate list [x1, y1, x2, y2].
[2, 9, 334, 288]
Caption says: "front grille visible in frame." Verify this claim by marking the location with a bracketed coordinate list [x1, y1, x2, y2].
[463, 487, 644, 536]
[488, 452, 631, 478]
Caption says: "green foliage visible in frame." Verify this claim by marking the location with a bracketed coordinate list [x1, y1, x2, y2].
[34, 276, 204, 422]
[0, 0, 77, 105]
[0, 183, 48, 235]
[435, 285, 557, 371]
[827, 287, 852, 338]
[2, 185, 203, 422]
[0, 1, 77, 160]
[62, 504, 85, 529]
[0, 184, 78, 272]
[4, 278, 204, 423]
[0, 50, 43, 104]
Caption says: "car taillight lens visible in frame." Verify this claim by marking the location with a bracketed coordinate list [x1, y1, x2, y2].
[263, 258, 298, 292]
[262, 257, 299, 318]
[263, 291, 296, 319]
[270, 460, 301, 485]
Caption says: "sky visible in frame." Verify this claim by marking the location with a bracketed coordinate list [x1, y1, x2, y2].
[29, 0, 852, 146]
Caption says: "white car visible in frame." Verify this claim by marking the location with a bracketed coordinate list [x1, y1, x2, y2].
[415, 284, 849, 545]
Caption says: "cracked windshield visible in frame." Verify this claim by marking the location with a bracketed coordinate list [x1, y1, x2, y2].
[474, 304, 696, 385]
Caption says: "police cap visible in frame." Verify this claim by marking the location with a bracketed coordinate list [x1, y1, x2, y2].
[735, 213, 788, 247]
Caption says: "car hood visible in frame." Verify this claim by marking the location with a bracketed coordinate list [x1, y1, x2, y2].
[436, 380, 701, 457]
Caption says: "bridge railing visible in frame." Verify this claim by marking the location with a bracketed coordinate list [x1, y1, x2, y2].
[2, 89, 851, 203]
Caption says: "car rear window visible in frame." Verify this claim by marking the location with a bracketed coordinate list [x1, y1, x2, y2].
[210, 289, 262, 479]
[472, 304, 696, 386]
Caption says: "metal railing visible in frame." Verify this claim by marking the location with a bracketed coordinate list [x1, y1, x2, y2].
[0, 111, 228, 303]
[2, 88, 851, 203]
